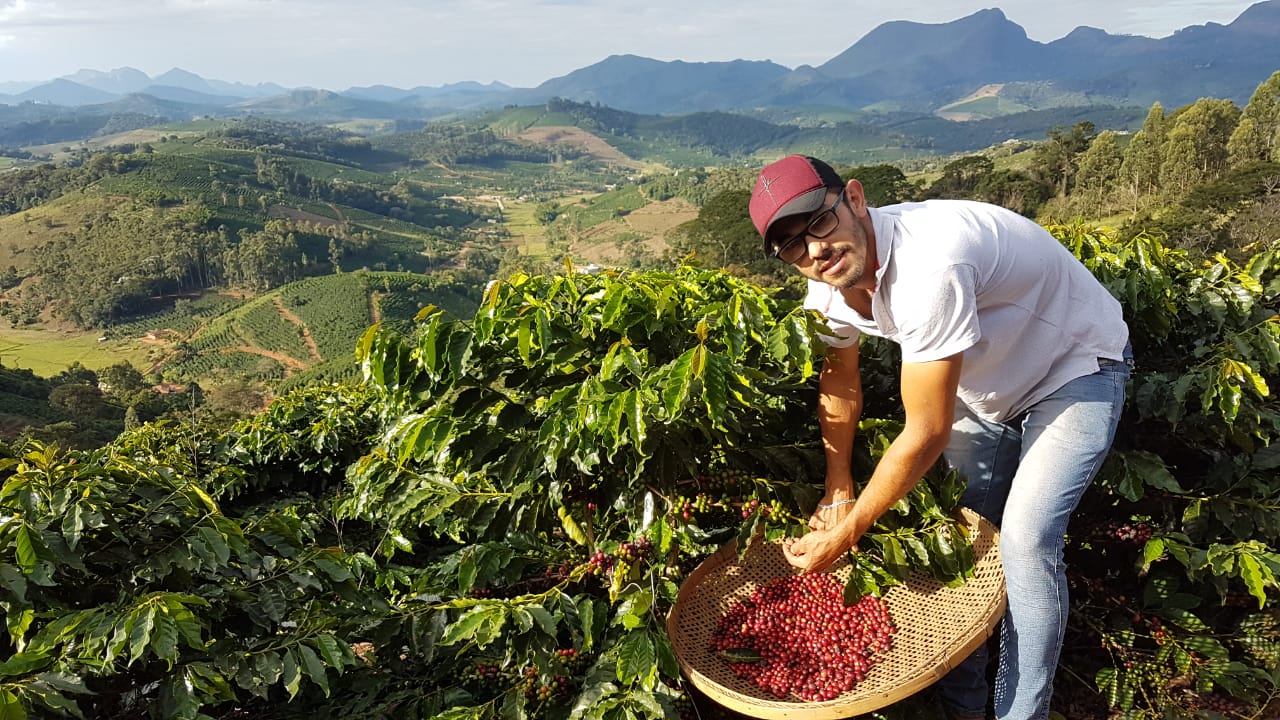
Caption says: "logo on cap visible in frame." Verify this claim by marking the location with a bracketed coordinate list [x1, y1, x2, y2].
[757, 175, 780, 201]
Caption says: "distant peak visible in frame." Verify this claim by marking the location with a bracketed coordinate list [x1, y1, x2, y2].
[1231, 0, 1280, 33]
[156, 67, 203, 80]
[1064, 25, 1108, 38]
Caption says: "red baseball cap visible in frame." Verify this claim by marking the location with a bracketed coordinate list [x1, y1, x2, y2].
[749, 155, 845, 254]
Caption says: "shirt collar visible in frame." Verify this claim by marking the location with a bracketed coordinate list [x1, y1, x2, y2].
[867, 206, 895, 288]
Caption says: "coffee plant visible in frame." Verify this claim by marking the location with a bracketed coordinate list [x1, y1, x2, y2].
[0, 228, 1277, 719]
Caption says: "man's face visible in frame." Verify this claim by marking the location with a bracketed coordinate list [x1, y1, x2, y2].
[769, 189, 870, 290]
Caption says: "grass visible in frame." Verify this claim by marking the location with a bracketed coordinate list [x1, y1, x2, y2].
[501, 198, 553, 255]
[0, 192, 130, 271]
[0, 327, 154, 377]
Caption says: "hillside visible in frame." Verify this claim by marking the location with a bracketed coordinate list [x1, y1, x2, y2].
[126, 271, 479, 388]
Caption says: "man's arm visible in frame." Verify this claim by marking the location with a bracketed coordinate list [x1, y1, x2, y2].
[785, 353, 963, 572]
[812, 342, 863, 530]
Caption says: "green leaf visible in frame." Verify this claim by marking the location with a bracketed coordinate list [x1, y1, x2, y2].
[14, 525, 36, 572]
[880, 536, 910, 580]
[1254, 444, 1280, 471]
[735, 513, 763, 562]
[602, 285, 631, 329]
[1238, 552, 1273, 608]
[311, 557, 353, 582]
[1182, 635, 1230, 661]
[902, 535, 930, 566]
[569, 679, 618, 720]
[1125, 452, 1183, 494]
[1114, 460, 1144, 502]
[253, 651, 284, 686]
[442, 605, 507, 648]
[257, 588, 287, 623]
[660, 348, 696, 417]
[579, 598, 597, 652]
[652, 516, 673, 557]
[511, 608, 533, 633]
[281, 649, 301, 699]
[615, 631, 655, 684]
[1213, 364, 1243, 423]
[5, 607, 32, 648]
[1140, 538, 1165, 572]
[927, 525, 966, 586]
[717, 647, 763, 663]
[602, 394, 624, 452]
[558, 506, 587, 546]
[622, 389, 646, 449]
[128, 605, 156, 665]
[298, 645, 329, 697]
[614, 591, 653, 631]
[517, 317, 534, 364]
[654, 632, 680, 678]
[0, 690, 27, 720]
[150, 615, 179, 665]
[33, 671, 89, 696]
[0, 651, 51, 677]
[700, 349, 729, 428]
[845, 551, 897, 600]
[312, 635, 347, 674]
[165, 599, 205, 649]
[435, 708, 489, 720]
[61, 504, 85, 552]
[1157, 607, 1208, 632]
[524, 606, 558, 638]
[0, 564, 27, 604]
[167, 673, 199, 720]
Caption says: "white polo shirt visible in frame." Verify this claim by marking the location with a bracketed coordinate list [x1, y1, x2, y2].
[804, 200, 1129, 423]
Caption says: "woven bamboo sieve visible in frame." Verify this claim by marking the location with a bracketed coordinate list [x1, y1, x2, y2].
[665, 508, 1005, 720]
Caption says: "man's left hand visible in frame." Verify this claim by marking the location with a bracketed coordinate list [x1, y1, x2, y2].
[782, 528, 854, 573]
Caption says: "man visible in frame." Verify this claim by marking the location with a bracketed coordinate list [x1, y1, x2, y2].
[749, 155, 1130, 720]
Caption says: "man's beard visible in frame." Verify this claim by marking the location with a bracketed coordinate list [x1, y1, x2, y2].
[824, 249, 865, 289]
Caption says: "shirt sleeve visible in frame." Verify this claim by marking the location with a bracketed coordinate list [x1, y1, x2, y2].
[895, 264, 980, 362]
[803, 280, 861, 348]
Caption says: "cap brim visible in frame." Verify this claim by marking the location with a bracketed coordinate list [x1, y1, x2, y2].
[761, 187, 828, 254]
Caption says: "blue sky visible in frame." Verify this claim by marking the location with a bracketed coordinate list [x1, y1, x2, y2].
[0, 0, 1264, 90]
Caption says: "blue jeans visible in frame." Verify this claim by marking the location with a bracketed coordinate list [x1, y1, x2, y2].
[937, 354, 1130, 720]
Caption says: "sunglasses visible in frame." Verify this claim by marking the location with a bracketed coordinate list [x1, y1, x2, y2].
[771, 193, 846, 264]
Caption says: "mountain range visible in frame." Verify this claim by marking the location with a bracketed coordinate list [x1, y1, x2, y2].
[2, 2, 1279, 125]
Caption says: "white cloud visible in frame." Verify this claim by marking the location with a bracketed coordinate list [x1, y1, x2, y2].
[0, 0, 43, 24]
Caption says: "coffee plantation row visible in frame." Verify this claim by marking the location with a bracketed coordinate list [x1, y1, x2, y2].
[0, 224, 1277, 719]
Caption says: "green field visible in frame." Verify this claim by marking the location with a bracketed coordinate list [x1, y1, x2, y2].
[159, 271, 480, 385]
[485, 107, 579, 135]
[0, 327, 154, 377]
[500, 198, 552, 255]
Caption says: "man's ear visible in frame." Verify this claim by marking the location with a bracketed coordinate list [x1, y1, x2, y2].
[844, 179, 868, 216]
